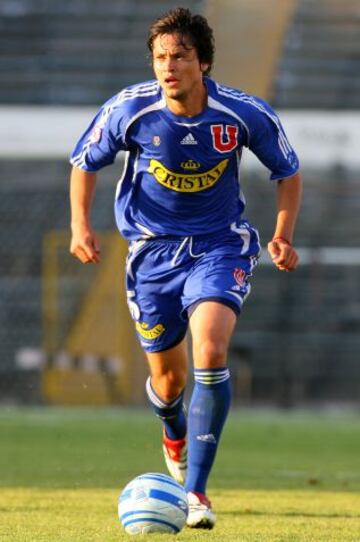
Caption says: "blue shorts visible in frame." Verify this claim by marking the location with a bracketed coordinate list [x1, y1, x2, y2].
[125, 220, 261, 353]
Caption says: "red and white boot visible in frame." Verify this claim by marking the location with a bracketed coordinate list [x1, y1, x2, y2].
[186, 491, 216, 529]
[162, 430, 187, 485]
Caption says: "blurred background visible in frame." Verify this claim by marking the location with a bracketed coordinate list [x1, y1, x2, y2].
[0, 0, 359, 409]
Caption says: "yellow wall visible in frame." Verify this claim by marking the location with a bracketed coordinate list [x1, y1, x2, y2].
[206, 0, 297, 99]
[42, 232, 146, 406]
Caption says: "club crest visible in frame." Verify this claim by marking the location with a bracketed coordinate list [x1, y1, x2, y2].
[211, 124, 238, 153]
[233, 267, 246, 286]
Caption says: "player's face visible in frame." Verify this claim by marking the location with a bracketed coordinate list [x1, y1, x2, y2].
[152, 33, 208, 107]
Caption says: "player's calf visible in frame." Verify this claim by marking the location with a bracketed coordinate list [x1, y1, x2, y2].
[146, 376, 187, 482]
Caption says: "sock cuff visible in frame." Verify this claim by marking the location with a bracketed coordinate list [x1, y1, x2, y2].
[145, 376, 183, 409]
[194, 367, 230, 385]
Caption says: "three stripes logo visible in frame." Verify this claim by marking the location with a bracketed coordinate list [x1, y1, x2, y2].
[196, 433, 217, 444]
[180, 133, 198, 145]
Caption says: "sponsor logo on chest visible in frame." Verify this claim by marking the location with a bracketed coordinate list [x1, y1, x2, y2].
[148, 158, 229, 192]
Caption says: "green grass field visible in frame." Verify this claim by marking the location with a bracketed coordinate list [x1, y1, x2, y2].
[1, 407, 359, 541]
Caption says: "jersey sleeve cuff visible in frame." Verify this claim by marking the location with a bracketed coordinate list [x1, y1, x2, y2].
[269, 167, 300, 182]
[69, 158, 101, 172]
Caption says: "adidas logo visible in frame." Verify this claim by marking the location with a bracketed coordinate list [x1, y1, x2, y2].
[196, 433, 217, 444]
[180, 133, 198, 145]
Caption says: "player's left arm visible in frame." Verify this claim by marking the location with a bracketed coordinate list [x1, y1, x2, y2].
[267, 171, 302, 272]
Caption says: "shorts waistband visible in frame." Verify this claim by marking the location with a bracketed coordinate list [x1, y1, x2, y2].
[136, 227, 233, 244]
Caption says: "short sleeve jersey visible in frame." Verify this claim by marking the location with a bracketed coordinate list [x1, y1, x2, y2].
[70, 78, 299, 240]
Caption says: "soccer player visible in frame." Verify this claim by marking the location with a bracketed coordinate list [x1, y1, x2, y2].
[69, 7, 302, 529]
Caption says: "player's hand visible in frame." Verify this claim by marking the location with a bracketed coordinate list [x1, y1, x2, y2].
[267, 237, 298, 272]
[70, 225, 101, 264]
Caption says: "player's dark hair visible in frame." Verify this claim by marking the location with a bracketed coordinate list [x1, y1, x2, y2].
[147, 7, 215, 76]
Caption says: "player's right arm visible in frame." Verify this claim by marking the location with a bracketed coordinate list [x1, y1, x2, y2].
[69, 166, 101, 264]
[68, 93, 128, 264]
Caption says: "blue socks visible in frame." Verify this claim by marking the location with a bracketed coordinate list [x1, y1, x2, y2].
[146, 368, 231, 495]
[185, 368, 231, 494]
[146, 376, 187, 440]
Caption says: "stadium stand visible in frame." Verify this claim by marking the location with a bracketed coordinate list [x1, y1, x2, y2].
[272, 0, 360, 108]
[0, 0, 203, 104]
[2, 158, 359, 405]
[0, 0, 359, 405]
[230, 166, 360, 405]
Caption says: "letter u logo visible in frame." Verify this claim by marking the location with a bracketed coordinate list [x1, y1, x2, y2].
[211, 124, 238, 153]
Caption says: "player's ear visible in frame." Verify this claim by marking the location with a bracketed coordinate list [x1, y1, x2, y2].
[200, 63, 210, 74]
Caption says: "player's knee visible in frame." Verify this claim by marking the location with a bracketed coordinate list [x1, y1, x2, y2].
[196, 339, 228, 367]
[151, 372, 186, 403]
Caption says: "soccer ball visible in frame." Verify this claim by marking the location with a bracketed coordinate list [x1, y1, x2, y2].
[118, 472, 188, 535]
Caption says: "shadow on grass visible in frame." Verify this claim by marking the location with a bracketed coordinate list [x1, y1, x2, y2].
[221, 510, 360, 519]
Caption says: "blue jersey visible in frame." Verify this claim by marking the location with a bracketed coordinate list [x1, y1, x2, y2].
[70, 78, 299, 240]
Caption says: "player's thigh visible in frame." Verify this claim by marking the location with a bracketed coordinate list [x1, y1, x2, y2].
[183, 252, 257, 321]
[126, 240, 188, 353]
[189, 301, 236, 369]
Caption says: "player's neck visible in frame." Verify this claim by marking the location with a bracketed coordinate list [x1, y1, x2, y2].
[165, 83, 207, 117]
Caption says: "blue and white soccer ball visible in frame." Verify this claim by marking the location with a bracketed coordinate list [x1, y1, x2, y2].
[118, 472, 188, 535]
